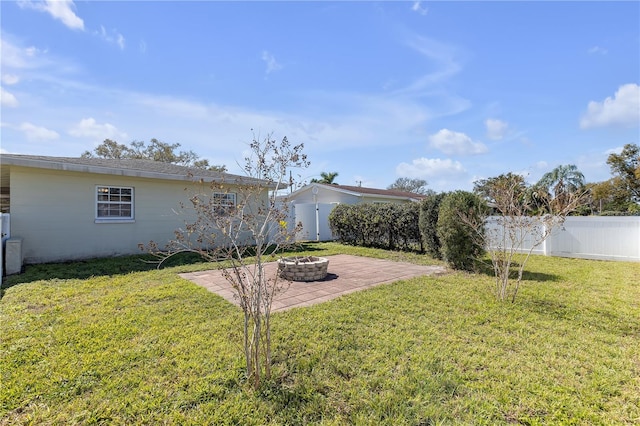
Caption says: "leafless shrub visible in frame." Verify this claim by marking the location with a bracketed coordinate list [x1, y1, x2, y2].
[144, 132, 309, 388]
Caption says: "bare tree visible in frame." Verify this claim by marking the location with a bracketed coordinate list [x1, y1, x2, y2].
[387, 177, 431, 195]
[145, 133, 309, 387]
[472, 173, 587, 302]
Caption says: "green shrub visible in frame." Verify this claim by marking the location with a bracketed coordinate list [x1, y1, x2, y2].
[436, 191, 487, 271]
[396, 203, 422, 251]
[418, 192, 447, 259]
[328, 204, 359, 244]
[328, 203, 421, 250]
[599, 210, 640, 216]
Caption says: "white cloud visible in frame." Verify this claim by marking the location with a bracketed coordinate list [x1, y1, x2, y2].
[485, 118, 508, 140]
[580, 83, 640, 129]
[1, 38, 45, 69]
[396, 157, 466, 179]
[19, 122, 60, 141]
[395, 36, 462, 95]
[588, 46, 607, 55]
[411, 1, 428, 16]
[19, 0, 84, 31]
[95, 25, 126, 50]
[261, 50, 283, 75]
[2, 74, 20, 85]
[429, 128, 488, 155]
[1, 87, 19, 107]
[68, 118, 128, 141]
[116, 33, 125, 50]
[0, 36, 471, 172]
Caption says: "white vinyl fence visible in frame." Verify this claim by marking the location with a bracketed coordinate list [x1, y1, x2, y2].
[485, 216, 640, 262]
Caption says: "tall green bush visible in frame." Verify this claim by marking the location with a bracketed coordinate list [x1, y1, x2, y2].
[397, 203, 422, 251]
[328, 202, 421, 250]
[436, 191, 487, 271]
[328, 204, 359, 244]
[418, 192, 447, 259]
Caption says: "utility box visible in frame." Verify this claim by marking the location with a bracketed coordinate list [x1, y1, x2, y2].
[5, 238, 23, 275]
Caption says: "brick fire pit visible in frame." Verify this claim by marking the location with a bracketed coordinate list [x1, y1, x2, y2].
[277, 256, 329, 282]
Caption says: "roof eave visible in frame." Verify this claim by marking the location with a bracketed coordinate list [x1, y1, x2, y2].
[1, 155, 277, 188]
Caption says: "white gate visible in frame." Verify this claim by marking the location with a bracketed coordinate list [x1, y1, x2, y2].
[294, 203, 338, 242]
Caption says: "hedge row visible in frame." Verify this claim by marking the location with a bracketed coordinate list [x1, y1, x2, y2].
[328, 203, 422, 251]
[329, 191, 487, 271]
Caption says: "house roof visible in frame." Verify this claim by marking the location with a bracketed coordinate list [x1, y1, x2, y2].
[285, 183, 426, 202]
[0, 154, 275, 187]
[330, 184, 427, 200]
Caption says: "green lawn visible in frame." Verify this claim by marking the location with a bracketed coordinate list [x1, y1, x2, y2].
[1, 243, 639, 425]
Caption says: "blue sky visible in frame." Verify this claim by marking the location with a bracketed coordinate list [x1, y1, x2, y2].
[1, 1, 639, 191]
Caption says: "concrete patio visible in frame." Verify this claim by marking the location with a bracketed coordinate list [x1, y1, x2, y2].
[179, 254, 448, 312]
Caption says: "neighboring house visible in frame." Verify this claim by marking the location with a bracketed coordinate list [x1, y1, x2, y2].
[285, 183, 426, 205]
[280, 183, 426, 241]
[0, 154, 269, 265]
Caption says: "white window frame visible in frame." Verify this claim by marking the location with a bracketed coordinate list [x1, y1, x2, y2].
[212, 192, 236, 215]
[95, 185, 135, 223]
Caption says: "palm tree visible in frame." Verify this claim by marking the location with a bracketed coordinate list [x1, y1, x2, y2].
[536, 164, 585, 212]
[311, 172, 339, 185]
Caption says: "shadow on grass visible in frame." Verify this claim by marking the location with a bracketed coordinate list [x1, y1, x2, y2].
[0, 242, 326, 293]
[527, 297, 639, 336]
[475, 259, 560, 283]
[1, 251, 206, 290]
[525, 298, 575, 320]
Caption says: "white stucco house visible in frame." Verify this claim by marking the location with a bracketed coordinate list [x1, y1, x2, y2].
[280, 183, 426, 241]
[0, 154, 270, 266]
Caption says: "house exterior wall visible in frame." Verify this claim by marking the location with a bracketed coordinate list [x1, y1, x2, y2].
[10, 166, 250, 263]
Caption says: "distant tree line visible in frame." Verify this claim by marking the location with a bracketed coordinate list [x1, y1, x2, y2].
[587, 143, 639, 214]
[384, 143, 639, 216]
[81, 138, 227, 172]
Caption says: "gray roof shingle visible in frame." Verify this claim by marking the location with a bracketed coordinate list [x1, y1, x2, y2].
[0, 154, 272, 186]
